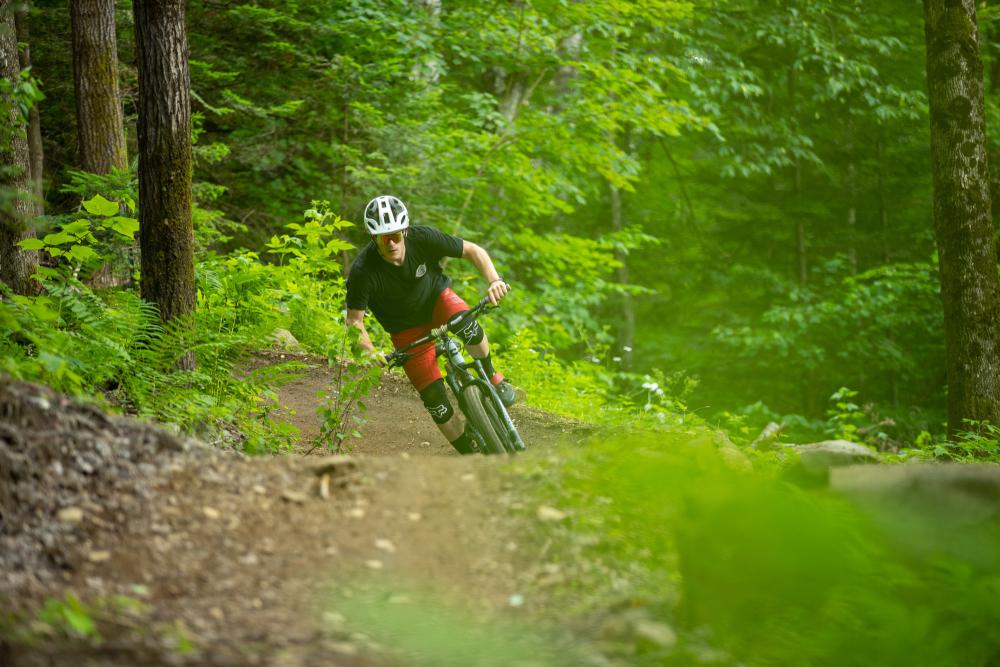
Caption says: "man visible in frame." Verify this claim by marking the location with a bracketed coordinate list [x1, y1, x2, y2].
[345, 194, 515, 455]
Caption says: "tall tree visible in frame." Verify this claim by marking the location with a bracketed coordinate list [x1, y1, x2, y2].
[14, 4, 41, 216]
[132, 0, 195, 342]
[71, 0, 126, 174]
[0, 1, 36, 294]
[923, 0, 1000, 434]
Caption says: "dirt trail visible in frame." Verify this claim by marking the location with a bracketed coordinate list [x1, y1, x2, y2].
[1, 360, 591, 666]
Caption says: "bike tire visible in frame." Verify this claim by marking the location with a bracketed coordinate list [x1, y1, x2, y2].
[480, 387, 517, 454]
[460, 384, 506, 455]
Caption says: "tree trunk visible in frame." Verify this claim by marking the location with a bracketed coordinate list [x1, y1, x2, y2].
[133, 0, 195, 360]
[14, 5, 42, 216]
[0, 3, 37, 294]
[923, 0, 1000, 435]
[72, 0, 127, 174]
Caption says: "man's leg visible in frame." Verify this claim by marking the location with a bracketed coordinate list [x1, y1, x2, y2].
[417, 378, 476, 454]
[391, 322, 480, 455]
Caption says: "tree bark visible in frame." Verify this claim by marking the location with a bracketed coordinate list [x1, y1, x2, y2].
[133, 0, 195, 353]
[14, 5, 42, 216]
[923, 0, 1000, 435]
[0, 2, 37, 294]
[72, 0, 127, 174]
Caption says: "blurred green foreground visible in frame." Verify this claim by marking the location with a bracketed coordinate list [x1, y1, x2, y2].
[335, 433, 1000, 667]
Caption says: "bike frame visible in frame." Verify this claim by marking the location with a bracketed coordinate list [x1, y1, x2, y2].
[387, 298, 525, 453]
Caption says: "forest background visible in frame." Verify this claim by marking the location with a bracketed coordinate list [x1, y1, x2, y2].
[4, 1, 1000, 665]
[3, 0, 1000, 456]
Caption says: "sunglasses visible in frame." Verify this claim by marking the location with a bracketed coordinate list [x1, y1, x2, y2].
[376, 232, 405, 246]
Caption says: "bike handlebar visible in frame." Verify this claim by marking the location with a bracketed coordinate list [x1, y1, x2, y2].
[385, 295, 496, 368]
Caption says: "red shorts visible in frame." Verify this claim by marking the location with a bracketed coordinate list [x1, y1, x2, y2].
[391, 288, 469, 391]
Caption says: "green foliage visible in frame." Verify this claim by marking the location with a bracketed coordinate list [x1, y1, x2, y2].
[37, 594, 99, 641]
[1, 199, 363, 452]
[312, 325, 383, 454]
[515, 431, 1000, 665]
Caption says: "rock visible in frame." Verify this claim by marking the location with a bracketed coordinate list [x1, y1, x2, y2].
[633, 620, 677, 649]
[364, 559, 384, 570]
[374, 538, 396, 553]
[88, 550, 111, 562]
[537, 506, 568, 522]
[57, 507, 84, 524]
[203, 506, 221, 519]
[281, 490, 308, 505]
[328, 641, 358, 656]
[270, 328, 302, 352]
[312, 456, 356, 476]
[789, 439, 879, 475]
[407, 512, 421, 522]
[831, 463, 1000, 568]
[252, 484, 266, 495]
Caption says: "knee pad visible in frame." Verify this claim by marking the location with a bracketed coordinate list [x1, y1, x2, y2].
[419, 379, 454, 424]
[455, 314, 484, 346]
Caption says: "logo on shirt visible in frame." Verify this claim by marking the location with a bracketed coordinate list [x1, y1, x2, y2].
[415, 263, 427, 278]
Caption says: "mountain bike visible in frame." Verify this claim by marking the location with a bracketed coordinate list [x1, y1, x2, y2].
[386, 297, 526, 455]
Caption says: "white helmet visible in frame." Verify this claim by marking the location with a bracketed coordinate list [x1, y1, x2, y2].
[363, 195, 409, 235]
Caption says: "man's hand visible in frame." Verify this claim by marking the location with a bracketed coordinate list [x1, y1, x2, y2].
[487, 279, 510, 306]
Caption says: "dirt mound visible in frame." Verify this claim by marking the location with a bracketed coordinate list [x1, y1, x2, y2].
[0, 379, 222, 591]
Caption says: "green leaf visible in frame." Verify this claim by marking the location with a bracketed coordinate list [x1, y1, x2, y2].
[82, 194, 120, 217]
[17, 237, 45, 250]
[110, 216, 139, 238]
[43, 231, 77, 246]
[68, 245, 99, 262]
[61, 219, 92, 236]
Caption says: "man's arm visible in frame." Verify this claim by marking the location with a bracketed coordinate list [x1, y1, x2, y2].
[346, 308, 384, 365]
[462, 241, 510, 305]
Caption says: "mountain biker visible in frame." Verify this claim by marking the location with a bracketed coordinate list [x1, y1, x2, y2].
[345, 194, 516, 455]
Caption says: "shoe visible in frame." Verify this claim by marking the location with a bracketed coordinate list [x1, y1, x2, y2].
[493, 379, 516, 408]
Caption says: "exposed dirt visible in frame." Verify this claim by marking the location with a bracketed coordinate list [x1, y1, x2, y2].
[0, 357, 594, 666]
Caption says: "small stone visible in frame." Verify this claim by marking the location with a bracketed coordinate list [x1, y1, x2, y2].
[323, 611, 346, 627]
[240, 553, 259, 566]
[252, 598, 263, 609]
[252, 484, 266, 495]
[364, 559, 384, 570]
[210, 607, 225, 621]
[281, 490, 308, 504]
[328, 641, 358, 656]
[324, 544, 339, 556]
[88, 550, 111, 563]
[346, 507, 365, 519]
[203, 507, 221, 520]
[461, 473, 476, 482]
[633, 620, 677, 649]
[58, 507, 84, 524]
[400, 452, 411, 460]
[536, 506, 568, 522]
[508, 594, 525, 607]
[407, 512, 422, 522]
[374, 538, 396, 553]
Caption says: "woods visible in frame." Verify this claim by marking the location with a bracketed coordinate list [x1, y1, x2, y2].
[3, 2, 1000, 665]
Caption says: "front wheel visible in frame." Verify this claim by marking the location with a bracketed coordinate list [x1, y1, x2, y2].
[460, 384, 506, 455]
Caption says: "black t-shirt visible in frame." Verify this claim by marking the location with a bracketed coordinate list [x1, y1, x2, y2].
[346, 225, 465, 333]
